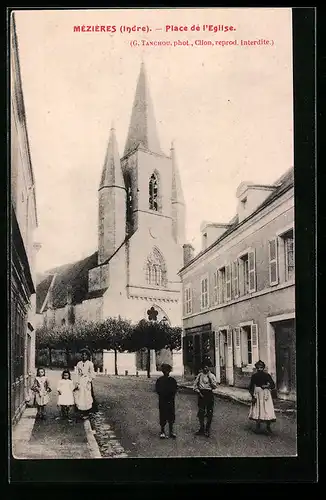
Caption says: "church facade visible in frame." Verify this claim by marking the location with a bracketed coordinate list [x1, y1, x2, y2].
[36, 63, 186, 375]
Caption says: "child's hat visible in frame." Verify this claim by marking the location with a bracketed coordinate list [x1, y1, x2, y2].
[161, 363, 172, 370]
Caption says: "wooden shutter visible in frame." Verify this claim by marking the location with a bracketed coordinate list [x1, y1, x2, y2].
[251, 324, 259, 364]
[213, 271, 218, 304]
[189, 287, 192, 314]
[269, 238, 279, 285]
[248, 250, 256, 293]
[226, 264, 231, 300]
[233, 327, 241, 367]
[226, 328, 234, 385]
[232, 260, 239, 298]
[227, 328, 233, 354]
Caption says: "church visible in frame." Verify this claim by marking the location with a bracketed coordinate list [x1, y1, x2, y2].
[36, 62, 187, 375]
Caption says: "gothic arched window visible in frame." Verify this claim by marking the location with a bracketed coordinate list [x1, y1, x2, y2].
[145, 248, 166, 287]
[149, 173, 159, 211]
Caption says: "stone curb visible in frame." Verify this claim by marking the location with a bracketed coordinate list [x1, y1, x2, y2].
[84, 419, 102, 459]
[177, 384, 296, 414]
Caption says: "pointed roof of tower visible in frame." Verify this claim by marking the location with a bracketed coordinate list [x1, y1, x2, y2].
[123, 62, 162, 157]
[171, 141, 185, 205]
[100, 125, 125, 189]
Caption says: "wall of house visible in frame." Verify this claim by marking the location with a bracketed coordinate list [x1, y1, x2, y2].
[181, 187, 295, 389]
[11, 22, 39, 423]
[182, 204, 294, 314]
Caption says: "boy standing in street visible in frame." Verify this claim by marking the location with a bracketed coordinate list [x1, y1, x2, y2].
[155, 363, 178, 439]
[193, 361, 218, 437]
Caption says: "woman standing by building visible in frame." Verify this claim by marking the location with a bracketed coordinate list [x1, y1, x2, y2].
[248, 360, 276, 434]
[74, 348, 96, 419]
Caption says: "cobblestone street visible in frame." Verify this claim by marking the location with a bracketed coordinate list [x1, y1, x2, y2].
[91, 375, 297, 458]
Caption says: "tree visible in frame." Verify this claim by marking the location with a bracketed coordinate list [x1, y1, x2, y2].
[127, 320, 182, 378]
[99, 317, 132, 375]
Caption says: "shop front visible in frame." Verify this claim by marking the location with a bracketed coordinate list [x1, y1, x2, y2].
[183, 323, 215, 377]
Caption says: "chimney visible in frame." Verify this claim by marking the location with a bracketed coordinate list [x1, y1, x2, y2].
[183, 243, 195, 266]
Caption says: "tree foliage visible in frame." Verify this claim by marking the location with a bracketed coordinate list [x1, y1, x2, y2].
[35, 317, 182, 375]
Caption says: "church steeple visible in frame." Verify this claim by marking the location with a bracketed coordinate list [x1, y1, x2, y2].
[123, 62, 162, 157]
[171, 141, 185, 206]
[171, 141, 186, 244]
[98, 125, 126, 265]
[100, 125, 124, 190]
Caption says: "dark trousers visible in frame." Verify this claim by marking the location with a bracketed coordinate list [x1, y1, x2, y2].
[197, 390, 214, 430]
[60, 405, 70, 418]
[159, 398, 175, 429]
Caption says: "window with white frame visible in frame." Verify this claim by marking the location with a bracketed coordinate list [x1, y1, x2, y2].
[275, 227, 295, 284]
[184, 285, 192, 315]
[283, 229, 295, 281]
[200, 276, 209, 310]
[218, 267, 226, 303]
[235, 324, 259, 368]
[239, 250, 256, 295]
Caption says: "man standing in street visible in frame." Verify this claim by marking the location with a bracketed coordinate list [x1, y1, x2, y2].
[193, 360, 218, 437]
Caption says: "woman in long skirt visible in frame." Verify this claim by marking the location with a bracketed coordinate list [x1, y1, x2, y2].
[74, 348, 96, 420]
[248, 360, 276, 434]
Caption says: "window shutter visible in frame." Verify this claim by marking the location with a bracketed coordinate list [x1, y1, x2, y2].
[189, 287, 192, 314]
[213, 271, 218, 304]
[216, 270, 220, 304]
[232, 260, 239, 298]
[226, 264, 231, 300]
[248, 250, 256, 292]
[227, 328, 232, 347]
[269, 238, 279, 285]
[218, 270, 223, 303]
[251, 324, 259, 364]
[233, 327, 241, 367]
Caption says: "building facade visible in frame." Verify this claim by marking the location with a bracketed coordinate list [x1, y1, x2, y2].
[179, 168, 295, 401]
[36, 63, 186, 375]
[11, 15, 40, 423]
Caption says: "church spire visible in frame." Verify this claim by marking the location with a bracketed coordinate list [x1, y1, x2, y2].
[123, 62, 162, 157]
[171, 141, 185, 205]
[171, 141, 186, 245]
[100, 125, 124, 190]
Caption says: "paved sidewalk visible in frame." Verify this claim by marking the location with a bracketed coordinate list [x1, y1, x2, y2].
[12, 370, 100, 459]
[177, 381, 296, 413]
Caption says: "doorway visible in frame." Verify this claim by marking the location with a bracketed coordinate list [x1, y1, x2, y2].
[274, 318, 296, 398]
[219, 330, 228, 384]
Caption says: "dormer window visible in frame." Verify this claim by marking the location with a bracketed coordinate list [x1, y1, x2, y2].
[241, 197, 247, 209]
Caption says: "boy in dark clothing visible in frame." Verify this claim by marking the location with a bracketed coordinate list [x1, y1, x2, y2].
[155, 363, 178, 439]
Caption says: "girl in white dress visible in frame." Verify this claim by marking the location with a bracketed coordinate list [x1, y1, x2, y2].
[57, 369, 76, 422]
[31, 368, 52, 419]
[74, 349, 96, 419]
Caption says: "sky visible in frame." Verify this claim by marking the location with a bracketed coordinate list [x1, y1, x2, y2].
[14, 8, 293, 273]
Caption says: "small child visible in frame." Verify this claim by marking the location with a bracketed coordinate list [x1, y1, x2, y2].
[31, 367, 52, 419]
[155, 363, 178, 439]
[57, 369, 76, 422]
